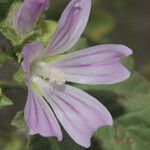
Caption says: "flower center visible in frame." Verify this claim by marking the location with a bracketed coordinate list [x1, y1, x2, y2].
[33, 61, 66, 86]
[47, 68, 66, 85]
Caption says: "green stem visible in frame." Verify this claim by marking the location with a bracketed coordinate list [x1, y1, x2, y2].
[0, 81, 25, 90]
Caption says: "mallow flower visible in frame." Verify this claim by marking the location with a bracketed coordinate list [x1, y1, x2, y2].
[12, 0, 50, 35]
[22, 0, 133, 148]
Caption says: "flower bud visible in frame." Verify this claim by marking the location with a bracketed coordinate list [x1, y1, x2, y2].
[12, 0, 50, 36]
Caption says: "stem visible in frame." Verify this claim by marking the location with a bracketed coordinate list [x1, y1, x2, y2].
[0, 81, 25, 90]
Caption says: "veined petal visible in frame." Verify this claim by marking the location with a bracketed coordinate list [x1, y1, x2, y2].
[24, 87, 62, 140]
[12, 0, 50, 35]
[22, 41, 44, 73]
[36, 78, 112, 148]
[21, 41, 45, 85]
[51, 44, 133, 85]
[43, 0, 91, 57]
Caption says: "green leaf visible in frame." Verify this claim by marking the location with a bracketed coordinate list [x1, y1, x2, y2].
[0, 95, 13, 109]
[37, 20, 57, 45]
[13, 69, 25, 85]
[0, 2, 21, 45]
[95, 106, 150, 150]
[0, 21, 20, 46]
[28, 136, 61, 150]
[0, 19, 37, 50]
[5, 2, 21, 25]
[11, 111, 27, 132]
[28, 130, 86, 150]
[0, 88, 13, 109]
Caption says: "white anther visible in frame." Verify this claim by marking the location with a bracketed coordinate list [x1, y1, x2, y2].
[48, 68, 66, 85]
[33, 61, 66, 86]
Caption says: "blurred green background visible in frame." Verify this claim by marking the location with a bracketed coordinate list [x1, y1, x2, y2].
[0, 0, 150, 150]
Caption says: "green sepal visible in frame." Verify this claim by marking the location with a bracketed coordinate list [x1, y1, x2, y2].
[13, 69, 25, 85]
[11, 111, 27, 132]
[0, 88, 13, 109]
[36, 20, 57, 45]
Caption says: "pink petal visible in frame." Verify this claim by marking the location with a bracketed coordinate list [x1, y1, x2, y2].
[51, 44, 133, 85]
[37, 79, 112, 148]
[22, 41, 44, 73]
[12, 0, 50, 35]
[24, 87, 62, 140]
[43, 0, 91, 57]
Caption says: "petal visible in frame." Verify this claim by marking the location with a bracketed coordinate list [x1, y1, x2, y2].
[36, 78, 112, 148]
[43, 0, 91, 57]
[22, 41, 44, 73]
[51, 44, 133, 85]
[24, 87, 62, 140]
[12, 0, 50, 35]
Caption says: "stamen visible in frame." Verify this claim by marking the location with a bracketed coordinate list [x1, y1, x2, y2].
[34, 61, 66, 86]
[48, 68, 66, 85]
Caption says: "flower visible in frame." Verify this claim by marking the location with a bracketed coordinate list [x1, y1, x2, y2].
[12, 0, 50, 36]
[22, 0, 133, 148]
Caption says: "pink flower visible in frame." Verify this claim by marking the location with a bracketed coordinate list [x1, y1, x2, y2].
[12, 0, 50, 35]
[22, 0, 132, 147]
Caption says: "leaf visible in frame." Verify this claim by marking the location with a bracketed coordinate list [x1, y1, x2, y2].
[11, 111, 27, 132]
[0, 88, 13, 109]
[0, 20, 37, 50]
[28, 130, 86, 150]
[0, 21, 21, 46]
[0, 2, 21, 45]
[37, 20, 57, 45]
[13, 69, 25, 85]
[28, 136, 61, 150]
[0, 95, 13, 109]
[95, 106, 150, 150]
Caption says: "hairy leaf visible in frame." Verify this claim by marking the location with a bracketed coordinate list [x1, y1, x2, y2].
[0, 88, 13, 108]
[11, 111, 27, 132]
[13, 69, 25, 85]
